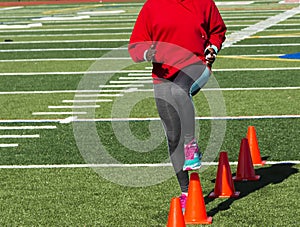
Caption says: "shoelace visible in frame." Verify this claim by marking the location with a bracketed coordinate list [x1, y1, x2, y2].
[185, 143, 198, 159]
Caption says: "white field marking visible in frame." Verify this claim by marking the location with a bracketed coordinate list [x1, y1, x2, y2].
[0, 115, 299, 124]
[0, 161, 299, 169]
[0, 144, 18, 148]
[219, 16, 265, 19]
[38, 19, 138, 23]
[73, 115, 300, 122]
[0, 6, 24, 10]
[48, 105, 100, 109]
[213, 67, 300, 72]
[0, 90, 130, 95]
[3, 67, 300, 77]
[0, 23, 42, 29]
[0, 119, 61, 123]
[109, 80, 152, 84]
[128, 73, 151, 76]
[99, 84, 144, 88]
[249, 35, 300, 39]
[216, 1, 254, 5]
[32, 16, 90, 21]
[0, 32, 131, 38]
[0, 70, 150, 76]
[0, 57, 131, 63]
[130, 87, 300, 92]
[119, 77, 151, 80]
[62, 99, 112, 103]
[0, 47, 127, 52]
[74, 94, 123, 97]
[0, 134, 39, 139]
[32, 112, 87, 115]
[0, 27, 133, 33]
[0, 39, 129, 44]
[267, 28, 300, 31]
[223, 5, 300, 48]
[0, 87, 299, 96]
[60, 116, 77, 124]
[232, 43, 300, 47]
[279, 0, 300, 4]
[0, 53, 295, 63]
[0, 126, 56, 130]
[202, 87, 300, 91]
[77, 10, 125, 15]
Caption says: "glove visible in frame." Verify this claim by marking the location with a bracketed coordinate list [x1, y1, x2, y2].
[145, 45, 156, 62]
[205, 48, 217, 67]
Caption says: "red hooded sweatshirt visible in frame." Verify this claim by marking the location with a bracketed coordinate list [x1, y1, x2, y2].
[128, 0, 226, 80]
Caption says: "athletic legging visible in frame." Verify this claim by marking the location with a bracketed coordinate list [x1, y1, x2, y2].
[154, 63, 211, 192]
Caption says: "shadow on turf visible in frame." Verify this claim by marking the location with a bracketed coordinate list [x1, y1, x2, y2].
[205, 163, 298, 217]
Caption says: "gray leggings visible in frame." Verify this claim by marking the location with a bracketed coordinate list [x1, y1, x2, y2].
[154, 63, 210, 192]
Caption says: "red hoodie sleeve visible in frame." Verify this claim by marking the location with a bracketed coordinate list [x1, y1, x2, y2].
[128, 4, 153, 62]
[206, 0, 227, 53]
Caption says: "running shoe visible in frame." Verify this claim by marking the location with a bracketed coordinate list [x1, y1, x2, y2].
[183, 139, 202, 171]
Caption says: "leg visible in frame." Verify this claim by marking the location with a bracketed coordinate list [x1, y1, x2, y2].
[172, 63, 209, 143]
[154, 80, 189, 193]
[171, 63, 211, 170]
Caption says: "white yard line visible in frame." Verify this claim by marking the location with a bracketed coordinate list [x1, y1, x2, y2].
[1, 43, 300, 53]
[32, 112, 87, 115]
[1, 39, 129, 44]
[0, 32, 131, 38]
[62, 99, 112, 103]
[0, 134, 39, 138]
[0, 161, 299, 169]
[99, 84, 144, 88]
[0, 126, 56, 130]
[0, 6, 23, 11]
[0, 115, 299, 124]
[0, 90, 130, 95]
[1, 67, 300, 76]
[48, 105, 100, 109]
[0, 54, 287, 62]
[74, 115, 300, 122]
[109, 80, 152, 84]
[223, 5, 300, 48]
[0, 144, 18, 148]
[0, 86, 299, 96]
[0, 27, 133, 33]
[0, 47, 127, 52]
[232, 43, 300, 47]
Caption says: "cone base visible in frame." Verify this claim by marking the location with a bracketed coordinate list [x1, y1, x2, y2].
[208, 191, 240, 198]
[253, 160, 266, 166]
[233, 175, 260, 181]
[185, 216, 212, 225]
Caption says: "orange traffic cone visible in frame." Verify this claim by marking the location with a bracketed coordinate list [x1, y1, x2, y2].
[166, 197, 186, 227]
[247, 126, 266, 166]
[209, 151, 240, 198]
[184, 172, 212, 225]
[233, 138, 260, 181]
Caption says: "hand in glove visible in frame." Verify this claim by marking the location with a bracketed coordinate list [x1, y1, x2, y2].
[205, 47, 217, 67]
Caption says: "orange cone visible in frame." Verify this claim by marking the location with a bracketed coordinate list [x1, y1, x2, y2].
[209, 151, 240, 198]
[247, 126, 266, 166]
[184, 172, 212, 225]
[233, 138, 260, 181]
[166, 197, 186, 227]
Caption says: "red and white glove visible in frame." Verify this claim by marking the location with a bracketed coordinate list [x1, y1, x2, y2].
[144, 45, 157, 62]
[205, 48, 217, 67]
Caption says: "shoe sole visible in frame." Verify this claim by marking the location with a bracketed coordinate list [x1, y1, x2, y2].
[183, 163, 202, 171]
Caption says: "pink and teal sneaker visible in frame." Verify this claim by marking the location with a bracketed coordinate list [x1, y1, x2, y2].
[183, 139, 202, 171]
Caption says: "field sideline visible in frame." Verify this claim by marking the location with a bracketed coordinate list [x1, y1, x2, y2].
[0, 0, 299, 226]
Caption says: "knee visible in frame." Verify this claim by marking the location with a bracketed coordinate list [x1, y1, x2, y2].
[171, 87, 190, 102]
